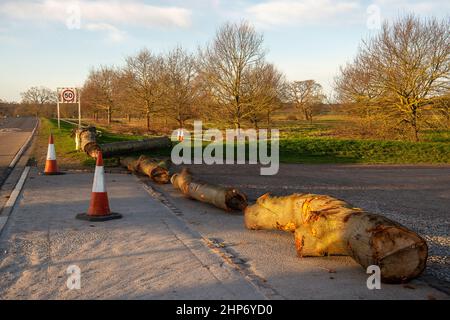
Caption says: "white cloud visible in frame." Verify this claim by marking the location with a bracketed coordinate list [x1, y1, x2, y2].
[247, 0, 362, 27]
[373, 0, 450, 17]
[246, 0, 450, 28]
[0, 0, 192, 42]
[85, 23, 126, 43]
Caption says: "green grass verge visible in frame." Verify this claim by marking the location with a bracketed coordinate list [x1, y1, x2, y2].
[279, 137, 450, 164]
[40, 118, 162, 167]
[172, 137, 450, 164]
[38, 118, 92, 165]
[41, 118, 449, 166]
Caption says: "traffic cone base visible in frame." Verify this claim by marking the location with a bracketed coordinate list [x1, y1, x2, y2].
[76, 212, 122, 222]
[76, 151, 122, 222]
[43, 171, 65, 176]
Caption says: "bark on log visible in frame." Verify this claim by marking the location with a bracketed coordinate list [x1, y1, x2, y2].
[244, 193, 428, 283]
[75, 127, 101, 158]
[120, 156, 170, 184]
[100, 137, 171, 157]
[171, 169, 248, 211]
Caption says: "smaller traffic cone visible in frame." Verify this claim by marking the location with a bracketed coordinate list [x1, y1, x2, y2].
[44, 133, 63, 175]
[177, 128, 184, 142]
[76, 151, 122, 221]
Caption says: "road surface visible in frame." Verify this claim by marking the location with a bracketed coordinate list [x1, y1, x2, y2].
[0, 169, 447, 299]
[0, 117, 37, 186]
[154, 163, 450, 294]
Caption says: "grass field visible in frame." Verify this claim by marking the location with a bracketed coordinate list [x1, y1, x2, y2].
[34, 118, 151, 168]
[279, 137, 450, 164]
[35, 117, 450, 168]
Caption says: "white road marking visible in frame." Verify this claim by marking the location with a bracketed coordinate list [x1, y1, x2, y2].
[0, 166, 31, 234]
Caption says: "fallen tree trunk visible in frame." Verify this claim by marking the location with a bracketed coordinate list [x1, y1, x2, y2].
[120, 156, 170, 184]
[75, 127, 101, 158]
[171, 169, 248, 211]
[76, 128, 171, 159]
[244, 193, 428, 283]
[100, 137, 171, 157]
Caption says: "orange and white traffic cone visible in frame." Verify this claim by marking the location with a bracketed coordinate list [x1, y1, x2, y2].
[177, 128, 184, 142]
[76, 151, 122, 221]
[44, 133, 63, 175]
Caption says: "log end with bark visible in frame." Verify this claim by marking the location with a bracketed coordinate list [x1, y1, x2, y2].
[245, 193, 428, 283]
[120, 156, 170, 184]
[75, 127, 101, 158]
[171, 168, 248, 211]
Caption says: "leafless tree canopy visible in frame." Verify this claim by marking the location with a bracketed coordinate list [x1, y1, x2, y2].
[82, 66, 121, 124]
[125, 49, 166, 130]
[288, 80, 325, 123]
[199, 21, 266, 129]
[17, 16, 448, 142]
[335, 15, 450, 141]
[20, 86, 56, 117]
[163, 46, 198, 128]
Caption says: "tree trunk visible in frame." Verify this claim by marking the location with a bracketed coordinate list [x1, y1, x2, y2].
[411, 107, 419, 142]
[128, 114, 131, 123]
[100, 137, 171, 157]
[120, 156, 170, 184]
[75, 127, 101, 158]
[107, 106, 112, 124]
[245, 193, 428, 283]
[76, 129, 170, 159]
[146, 111, 150, 131]
[171, 169, 247, 211]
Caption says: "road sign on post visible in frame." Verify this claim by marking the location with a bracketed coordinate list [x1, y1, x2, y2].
[57, 88, 81, 129]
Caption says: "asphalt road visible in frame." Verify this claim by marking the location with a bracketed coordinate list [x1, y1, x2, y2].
[0, 117, 36, 186]
[154, 163, 450, 295]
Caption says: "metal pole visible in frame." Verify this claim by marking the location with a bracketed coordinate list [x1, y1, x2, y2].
[78, 89, 81, 128]
[57, 101, 60, 130]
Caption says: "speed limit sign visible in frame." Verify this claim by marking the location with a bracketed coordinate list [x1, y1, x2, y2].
[58, 88, 78, 103]
[57, 87, 81, 130]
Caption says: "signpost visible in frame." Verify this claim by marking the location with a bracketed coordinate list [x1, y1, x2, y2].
[57, 87, 81, 129]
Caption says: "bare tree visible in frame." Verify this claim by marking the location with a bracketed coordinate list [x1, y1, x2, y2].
[246, 63, 287, 129]
[125, 49, 165, 131]
[199, 21, 265, 129]
[82, 66, 121, 124]
[335, 15, 450, 141]
[21, 86, 56, 117]
[163, 47, 198, 128]
[288, 80, 325, 123]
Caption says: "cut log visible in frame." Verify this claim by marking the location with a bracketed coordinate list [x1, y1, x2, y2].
[75, 127, 101, 158]
[171, 168, 248, 211]
[120, 156, 170, 184]
[244, 193, 428, 283]
[100, 137, 171, 157]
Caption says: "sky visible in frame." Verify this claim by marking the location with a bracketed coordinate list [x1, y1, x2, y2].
[0, 0, 449, 102]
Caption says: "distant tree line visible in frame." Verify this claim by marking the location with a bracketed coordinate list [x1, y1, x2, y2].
[10, 15, 449, 141]
[80, 21, 326, 132]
